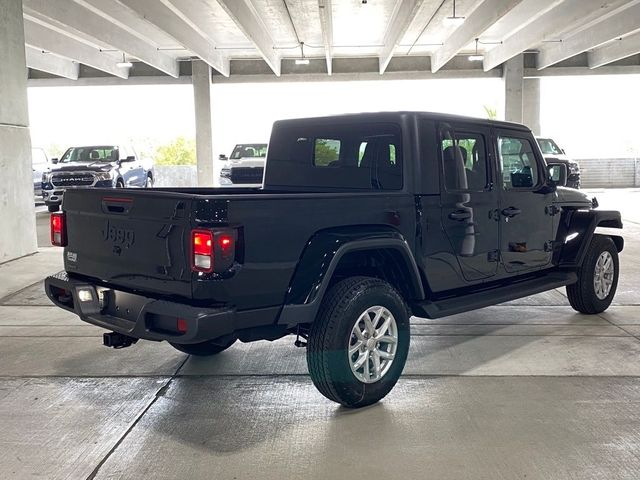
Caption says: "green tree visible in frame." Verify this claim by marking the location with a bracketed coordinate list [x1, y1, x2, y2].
[314, 139, 340, 166]
[154, 137, 196, 165]
[483, 105, 498, 120]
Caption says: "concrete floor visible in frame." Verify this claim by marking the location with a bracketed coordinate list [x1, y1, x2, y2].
[2, 190, 640, 479]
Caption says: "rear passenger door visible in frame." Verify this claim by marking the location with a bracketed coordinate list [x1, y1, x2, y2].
[439, 122, 500, 282]
[495, 130, 554, 273]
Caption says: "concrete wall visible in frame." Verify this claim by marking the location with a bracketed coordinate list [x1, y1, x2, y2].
[579, 158, 640, 188]
[154, 166, 198, 187]
[0, 0, 37, 262]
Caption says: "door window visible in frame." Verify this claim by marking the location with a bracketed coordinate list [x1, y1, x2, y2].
[498, 137, 539, 190]
[440, 126, 489, 192]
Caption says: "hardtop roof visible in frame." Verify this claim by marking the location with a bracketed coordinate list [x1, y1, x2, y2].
[272, 111, 530, 132]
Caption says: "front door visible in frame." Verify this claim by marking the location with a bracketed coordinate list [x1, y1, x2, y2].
[495, 130, 554, 273]
[439, 122, 500, 282]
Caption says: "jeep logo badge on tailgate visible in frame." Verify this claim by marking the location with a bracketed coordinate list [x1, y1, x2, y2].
[102, 220, 135, 248]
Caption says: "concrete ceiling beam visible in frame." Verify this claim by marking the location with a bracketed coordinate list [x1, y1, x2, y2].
[25, 45, 79, 80]
[483, 0, 635, 71]
[23, 17, 130, 79]
[589, 30, 640, 69]
[22, 0, 180, 77]
[318, 0, 334, 75]
[431, 0, 524, 73]
[216, 0, 281, 76]
[538, 2, 640, 69]
[379, 0, 423, 74]
[117, 0, 230, 76]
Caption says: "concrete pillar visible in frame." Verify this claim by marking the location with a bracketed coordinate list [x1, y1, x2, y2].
[503, 54, 541, 134]
[192, 60, 214, 187]
[0, 0, 37, 262]
[503, 54, 524, 124]
[523, 77, 541, 136]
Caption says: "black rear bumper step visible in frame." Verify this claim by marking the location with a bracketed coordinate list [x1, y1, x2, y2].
[414, 271, 577, 319]
[43, 271, 270, 344]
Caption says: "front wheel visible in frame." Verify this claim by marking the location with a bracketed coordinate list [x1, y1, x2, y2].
[115, 179, 125, 188]
[170, 336, 236, 356]
[307, 276, 410, 408]
[47, 204, 59, 213]
[145, 175, 153, 188]
[567, 235, 619, 314]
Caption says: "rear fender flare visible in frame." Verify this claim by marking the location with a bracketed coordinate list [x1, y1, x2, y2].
[277, 228, 424, 327]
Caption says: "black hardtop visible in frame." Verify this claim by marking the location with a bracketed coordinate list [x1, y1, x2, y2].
[271, 111, 531, 132]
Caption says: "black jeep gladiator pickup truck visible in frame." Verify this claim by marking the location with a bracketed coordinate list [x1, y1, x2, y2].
[45, 112, 623, 408]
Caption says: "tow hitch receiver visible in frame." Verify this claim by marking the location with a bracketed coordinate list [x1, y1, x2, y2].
[103, 332, 138, 349]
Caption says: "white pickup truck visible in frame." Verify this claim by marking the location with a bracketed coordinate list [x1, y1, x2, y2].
[219, 143, 267, 188]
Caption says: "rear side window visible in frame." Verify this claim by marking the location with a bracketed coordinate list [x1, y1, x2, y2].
[498, 136, 539, 189]
[314, 139, 341, 166]
[266, 122, 403, 190]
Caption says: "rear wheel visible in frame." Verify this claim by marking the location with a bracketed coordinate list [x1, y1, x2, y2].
[567, 235, 619, 314]
[170, 336, 236, 356]
[307, 276, 410, 408]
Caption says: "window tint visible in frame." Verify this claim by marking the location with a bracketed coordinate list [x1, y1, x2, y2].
[60, 146, 118, 163]
[498, 137, 539, 189]
[266, 122, 402, 190]
[358, 142, 368, 165]
[231, 144, 268, 159]
[536, 138, 562, 155]
[314, 139, 341, 166]
[440, 126, 488, 192]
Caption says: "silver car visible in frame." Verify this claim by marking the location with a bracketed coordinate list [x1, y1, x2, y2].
[219, 143, 267, 188]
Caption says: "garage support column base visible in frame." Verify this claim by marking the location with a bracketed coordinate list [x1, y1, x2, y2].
[192, 60, 214, 187]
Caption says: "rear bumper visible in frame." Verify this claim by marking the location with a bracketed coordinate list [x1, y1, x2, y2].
[44, 271, 246, 344]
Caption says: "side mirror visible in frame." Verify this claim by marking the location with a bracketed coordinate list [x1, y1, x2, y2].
[219, 154, 228, 161]
[547, 163, 567, 187]
[51, 158, 58, 164]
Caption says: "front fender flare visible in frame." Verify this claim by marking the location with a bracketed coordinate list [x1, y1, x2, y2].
[557, 209, 623, 268]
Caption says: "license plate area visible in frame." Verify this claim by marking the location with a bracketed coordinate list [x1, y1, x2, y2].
[102, 289, 150, 323]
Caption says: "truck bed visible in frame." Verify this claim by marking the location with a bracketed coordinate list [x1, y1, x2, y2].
[62, 187, 416, 310]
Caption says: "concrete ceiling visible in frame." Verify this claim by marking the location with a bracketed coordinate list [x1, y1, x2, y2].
[21, 0, 640, 81]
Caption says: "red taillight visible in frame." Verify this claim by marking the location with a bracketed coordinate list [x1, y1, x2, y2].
[50, 212, 67, 247]
[176, 318, 188, 334]
[191, 229, 213, 272]
[218, 234, 233, 258]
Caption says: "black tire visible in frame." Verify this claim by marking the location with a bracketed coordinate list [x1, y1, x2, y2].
[567, 235, 619, 314]
[47, 204, 59, 213]
[307, 276, 410, 408]
[116, 179, 125, 188]
[145, 175, 153, 188]
[170, 337, 236, 356]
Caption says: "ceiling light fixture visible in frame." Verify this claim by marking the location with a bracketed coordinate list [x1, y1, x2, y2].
[443, 0, 465, 26]
[116, 52, 133, 69]
[468, 38, 484, 61]
[295, 42, 310, 65]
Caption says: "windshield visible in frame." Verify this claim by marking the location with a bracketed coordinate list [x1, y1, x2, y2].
[536, 138, 563, 155]
[60, 146, 118, 163]
[230, 144, 267, 159]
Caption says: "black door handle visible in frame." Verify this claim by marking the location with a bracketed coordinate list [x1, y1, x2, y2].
[448, 210, 471, 221]
[501, 206, 522, 218]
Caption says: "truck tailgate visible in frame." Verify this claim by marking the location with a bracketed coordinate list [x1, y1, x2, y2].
[62, 189, 194, 299]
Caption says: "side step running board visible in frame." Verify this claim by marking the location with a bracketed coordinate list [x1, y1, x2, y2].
[414, 271, 577, 319]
